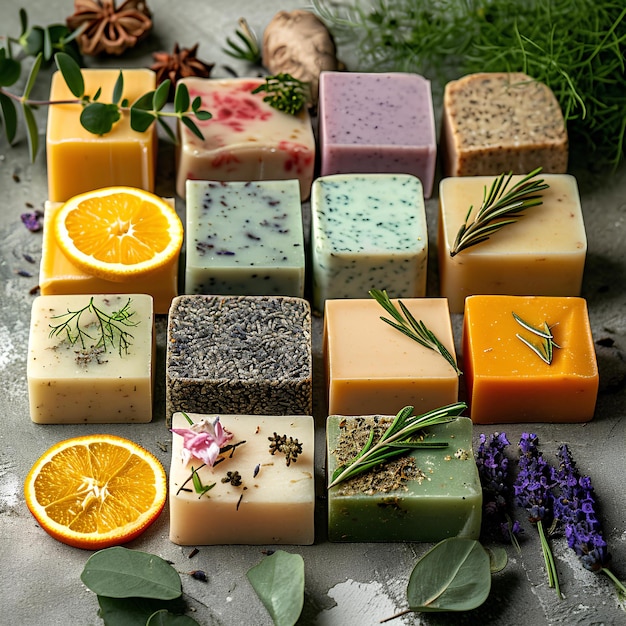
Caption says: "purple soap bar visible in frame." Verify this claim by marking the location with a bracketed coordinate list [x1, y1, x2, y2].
[319, 72, 436, 198]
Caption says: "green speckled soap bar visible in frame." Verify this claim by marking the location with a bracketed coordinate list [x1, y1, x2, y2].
[327, 415, 482, 542]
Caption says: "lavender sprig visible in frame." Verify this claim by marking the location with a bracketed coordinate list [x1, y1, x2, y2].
[514, 433, 561, 598]
[476, 432, 521, 550]
[553, 444, 626, 599]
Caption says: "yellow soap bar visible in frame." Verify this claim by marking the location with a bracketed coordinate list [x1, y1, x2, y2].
[439, 173, 587, 313]
[28, 294, 154, 424]
[47, 69, 157, 202]
[463, 295, 598, 423]
[324, 298, 459, 416]
[39, 200, 179, 314]
[169, 412, 314, 545]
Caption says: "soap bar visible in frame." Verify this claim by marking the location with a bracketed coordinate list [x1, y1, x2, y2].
[27, 294, 154, 424]
[169, 412, 314, 545]
[185, 179, 304, 297]
[463, 295, 599, 423]
[47, 69, 157, 202]
[439, 173, 587, 314]
[441, 72, 568, 177]
[166, 295, 312, 419]
[327, 415, 482, 542]
[39, 200, 179, 315]
[318, 72, 436, 198]
[311, 173, 427, 312]
[324, 298, 458, 416]
[176, 77, 315, 200]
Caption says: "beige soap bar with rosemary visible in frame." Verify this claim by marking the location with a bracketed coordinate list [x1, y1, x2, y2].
[27, 294, 154, 424]
[169, 412, 314, 545]
[441, 72, 568, 177]
[438, 173, 587, 314]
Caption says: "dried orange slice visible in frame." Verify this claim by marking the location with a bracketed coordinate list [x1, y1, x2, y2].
[54, 187, 183, 282]
[24, 434, 167, 550]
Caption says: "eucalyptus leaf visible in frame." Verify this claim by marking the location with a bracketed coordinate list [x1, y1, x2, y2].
[146, 609, 201, 626]
[43, 26, 52, 61]
[97, 595, 187, 626]
[246, 550, 304, 626]
[21, 26, 45, 56]
[132, 90, 155, 111]
[55, 51, 84, 98]
[153, 81, 169, 111]
[407, 538, 491, 612]
[157, 116, 177, 143]
[23, 52, 42, 100]
[174, 83, 190, 114]
[80, 101, 120, 135]
[181, 115, 204, 140]
[486, 546, 508, 573]
[21, 102, 38, 162]
[19, 7, 28, 36]
[0, 93, 18, 143]
[112, 71, 124, 105]
[0, 55, 21, 87]
[82, 547, 182, 600]
[130, 107, 156, 133]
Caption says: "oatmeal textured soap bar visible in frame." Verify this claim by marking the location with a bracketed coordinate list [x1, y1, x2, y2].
[185, 179, 304, 297]
[166, 295, 312, 419]
[176, 77, 315, 200]
[28, 294, 154, 424]
[463, 295, 598, 423]
[39, 200, 179, 315]
[327, 415, 482, 542]
[169, 412, 314, 545]
[441, 72, 568, 177]
[311, 173, 427, 312]
[47, 69, 157, 202]
[319, 72, 437, 197]
[439, 173, 586, 314]
[324, 298, 458, 416]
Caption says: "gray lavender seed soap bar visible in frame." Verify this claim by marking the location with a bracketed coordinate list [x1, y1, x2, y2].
[166, 295, 312, 419]
[327, 415, 482, 542]
[311, 173, 427, 312]
[185, 179, 305, 297]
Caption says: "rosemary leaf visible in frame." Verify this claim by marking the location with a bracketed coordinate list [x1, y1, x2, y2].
[251, 73, 309, 115]
[513, 311, 560, 365]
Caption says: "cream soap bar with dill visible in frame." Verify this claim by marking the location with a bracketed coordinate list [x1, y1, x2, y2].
[169, 412, 314, 545]
[319, 72, 436, 198]
[439, 173, 587, 314]
[39, 200, 178, 315]
[176, 77, 315, 200]
[324, 298, 458, 416]
[441, 72, 568, 177]
[463, 295, 598, 424]
[311, 174, 427, 312]
[27, 294, 154, 424]
[47, 69, 157, 203]
[327, 415, 481, 542]
[166, 295, 312, 419]
[185, 179, 304, 297]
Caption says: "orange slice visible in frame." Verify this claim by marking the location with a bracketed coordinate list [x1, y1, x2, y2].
[54, 187, 183, 282]
[24, 434, 167, 550]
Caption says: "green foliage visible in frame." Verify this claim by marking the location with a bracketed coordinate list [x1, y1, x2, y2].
[252, 73, 310, 115]
[223, 18, 262, 64]
[247, 551, 305, 626]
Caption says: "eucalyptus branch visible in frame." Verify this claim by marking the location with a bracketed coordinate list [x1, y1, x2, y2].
[328, 402, 466, 489]
[450, 168, 549, 256]
[369, 289, 462, 375]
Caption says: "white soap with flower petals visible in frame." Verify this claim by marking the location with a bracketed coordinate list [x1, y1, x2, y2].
[169, 412, 314, 545]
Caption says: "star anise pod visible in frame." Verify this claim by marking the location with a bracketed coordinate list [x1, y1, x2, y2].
[151, 43, 214, 99]
[66, 0, 152, 56]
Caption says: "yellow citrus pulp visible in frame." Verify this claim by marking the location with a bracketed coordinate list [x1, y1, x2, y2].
[54, 187, 183, 282]
[24, 434, 167, 550]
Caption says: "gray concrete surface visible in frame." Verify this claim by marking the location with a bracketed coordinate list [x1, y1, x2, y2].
[1, 1, 625, 625]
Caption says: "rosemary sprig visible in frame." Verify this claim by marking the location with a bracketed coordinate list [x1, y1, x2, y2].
[450, 168, 548, 256]
[251, 73, 310, 115]
[369, 289, 462, 375]
[328, 403, 467, 489]
[223, 18, 262, 64]
[48, 297, 138, 356]
[513, 312, 560, 365]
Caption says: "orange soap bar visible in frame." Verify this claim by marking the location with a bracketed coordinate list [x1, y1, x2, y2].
[463, 295, 598, 424]
[324, 298, 459, 416]
[439, 173, 587, 313]
[47, 69, 157, 202]
[39, 200, 179, 315]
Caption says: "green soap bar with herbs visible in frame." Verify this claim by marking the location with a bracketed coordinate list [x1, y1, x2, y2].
[326, 415, 482, 542]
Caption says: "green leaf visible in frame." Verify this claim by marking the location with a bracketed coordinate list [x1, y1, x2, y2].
[21, 26, 44, 56]
[174, 83, 190, 114]
[21, 102, 38, 162]
[247, 550, 305, 626]
[153, 80, 170, 111]
[146, 609, 201, 626]
[132, 90, 155, 111]
[112, 71, 124, 105]
[23, 52, 42, 100]
[55, 51, 84, 98]
[181, 115, 204, 140]
[0, 55, 21, 87]
[82, 547, 182, 600]
[157, 116, 177, 143]
[19, 8, 28, 36]
[43, 26, 52, 61]
[407, 538, 491, 612]
[130, 107, 156, 133]
[80, 101, 120, 135]
[0, 93, 18, 143]
[97, 596, 188, 626]
[486, 546, 508, 573]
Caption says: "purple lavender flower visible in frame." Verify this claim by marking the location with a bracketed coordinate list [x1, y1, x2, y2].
[21, 210, 44, 232]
